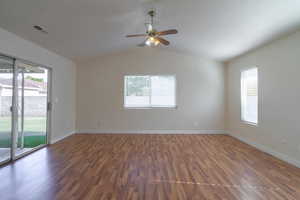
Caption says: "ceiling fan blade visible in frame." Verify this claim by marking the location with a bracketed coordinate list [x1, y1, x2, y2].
[157, 29, 178, 36]
[156, 37, 170, 46]
[126, 34, 147, 38]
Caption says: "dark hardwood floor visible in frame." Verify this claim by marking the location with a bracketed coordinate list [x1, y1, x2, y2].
[0, 134, 299, 200]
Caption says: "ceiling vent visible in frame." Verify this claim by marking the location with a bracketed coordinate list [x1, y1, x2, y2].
[33, 25, 48, 34]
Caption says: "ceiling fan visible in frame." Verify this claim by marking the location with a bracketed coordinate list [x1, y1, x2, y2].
[126, 10, 178, 47]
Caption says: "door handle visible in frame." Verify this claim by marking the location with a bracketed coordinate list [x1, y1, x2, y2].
[47, 102, 52, 111]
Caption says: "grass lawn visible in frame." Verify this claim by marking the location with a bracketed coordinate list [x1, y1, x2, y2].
[0, 117, 46, 148]
[0, 117, 46, 132]
[0, 136, 46, 148]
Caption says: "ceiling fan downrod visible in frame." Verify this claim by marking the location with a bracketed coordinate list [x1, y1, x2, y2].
[148, 10, 155, 25]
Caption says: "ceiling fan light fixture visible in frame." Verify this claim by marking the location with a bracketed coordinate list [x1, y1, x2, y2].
[145, 39, 151, 46]
[145, 37, 160, 46]
[149, 37, 155, 42]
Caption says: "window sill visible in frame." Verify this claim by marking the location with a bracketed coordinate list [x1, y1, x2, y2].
[124, 106, 178, 110]
[241, 120, 258, 127]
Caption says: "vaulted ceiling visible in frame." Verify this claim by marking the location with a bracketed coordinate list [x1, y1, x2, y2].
[1, 0, 300, 61]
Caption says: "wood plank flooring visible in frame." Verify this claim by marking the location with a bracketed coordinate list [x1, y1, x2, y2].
[0, 134, 299, 200]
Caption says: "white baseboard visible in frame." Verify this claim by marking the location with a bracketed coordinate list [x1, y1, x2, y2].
[76, 129, 226, 134]
[228, 132, 300, 168]
[50, 131, 75, 144]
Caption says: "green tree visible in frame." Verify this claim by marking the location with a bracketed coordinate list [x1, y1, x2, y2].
[126, 76, 150, 96]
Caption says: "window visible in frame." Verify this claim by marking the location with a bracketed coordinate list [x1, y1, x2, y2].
[124, 75, 176, 108]
[241, 68, 258, 124]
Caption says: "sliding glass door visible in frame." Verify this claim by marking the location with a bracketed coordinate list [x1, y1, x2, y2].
[0, 56, 14, 164]
[0, 54, 51, 164]
[15, 62, 49, 157]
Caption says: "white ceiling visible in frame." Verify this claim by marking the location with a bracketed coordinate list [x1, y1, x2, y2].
[0, 0, 300, 62]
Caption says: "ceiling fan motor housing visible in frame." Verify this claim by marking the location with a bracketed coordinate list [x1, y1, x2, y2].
[147, 29, 157, 36]
[148, 10, 155, 17]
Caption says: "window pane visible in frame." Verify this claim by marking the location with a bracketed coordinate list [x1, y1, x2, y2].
[124, 76, 150, 107]
[241, 68, 258, 124]
[151, 76, 176, 107]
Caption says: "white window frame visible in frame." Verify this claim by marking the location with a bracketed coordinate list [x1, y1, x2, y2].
[124, 75, 177, 109]
[240, 67, 258, 126]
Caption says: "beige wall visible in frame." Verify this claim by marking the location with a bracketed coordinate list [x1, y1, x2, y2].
[76, 48, 225, 133]
[0, 27, 76, 143]
[227, 30, 300, 167]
